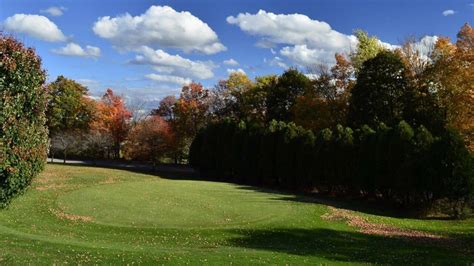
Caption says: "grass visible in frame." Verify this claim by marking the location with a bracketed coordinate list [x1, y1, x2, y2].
[0, 164, 473, 264]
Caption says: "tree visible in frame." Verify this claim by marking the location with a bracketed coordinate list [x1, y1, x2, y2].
[426, 24, 474, 149]
[348, 51, 412, 127]
[50, 131, 83, 163]
[92, 88, 132, 158]
[350, 30, 386, 72]
[266, 68, 311, 122]
[0, 35, 48, 207]
[46, 76, 95, 136]
[209, 72, 254, 120]
[124, 115, 175, 168]
[151, 95, 177, 121]
[293, 58, 351, 132]
[45, 76, 96, 162]
[331, 53, 355, 93]
[172, 82, 210, 162]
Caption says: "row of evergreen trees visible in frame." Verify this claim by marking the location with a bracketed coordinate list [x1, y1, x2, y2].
[190, 119, 473, 212]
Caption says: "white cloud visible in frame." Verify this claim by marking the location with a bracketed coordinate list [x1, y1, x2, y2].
[52, 43, 101, 59]
[227, 68, 246, 75]
[280, 44, 336, 67]
[131, 46, 215, 80]
[145, 74, 192, 85]
[264, 56, 288, 69]
[93, 5, 226, 54]
[227, 10, 360, 66]
[3, 14, 67, 42]
[40, 6, 67, 17]
[442, 9, 456, 16]
[223, 58, 239, 66]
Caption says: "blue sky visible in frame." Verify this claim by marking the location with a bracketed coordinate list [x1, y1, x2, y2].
[1, 0, 473, 108]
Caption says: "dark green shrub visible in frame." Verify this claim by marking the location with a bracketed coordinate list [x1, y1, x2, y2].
[190, 119, 473, 216]
[0, 35, 48, 207]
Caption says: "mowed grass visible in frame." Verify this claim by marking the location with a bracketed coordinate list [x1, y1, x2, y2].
[0, 164, 473, 264]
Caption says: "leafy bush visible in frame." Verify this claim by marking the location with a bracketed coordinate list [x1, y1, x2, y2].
[190, 119, 474, 215]
[0, 35, 48, 207]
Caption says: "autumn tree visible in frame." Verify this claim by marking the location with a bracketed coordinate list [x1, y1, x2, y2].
[209, 72, 254, 120]
[172, 82, 210, 162]
[92, 88, 132, 158]
[424, 24, 474, 148]
[124, 115, 175, 168]
[151, 95, 177, 121]
[293, 54, 353, 131]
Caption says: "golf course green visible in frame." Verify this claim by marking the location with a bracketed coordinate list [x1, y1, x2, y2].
[0, 164, 472, 264]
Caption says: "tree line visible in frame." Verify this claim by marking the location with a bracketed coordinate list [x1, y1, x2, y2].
[45, 24, 473, 167]
[190, 119, 472, 216]
[2, 24, 472, 209]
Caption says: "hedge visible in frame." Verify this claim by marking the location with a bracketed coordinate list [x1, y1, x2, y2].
[190, 119, 474, 210]
[0, 35, 48, 207]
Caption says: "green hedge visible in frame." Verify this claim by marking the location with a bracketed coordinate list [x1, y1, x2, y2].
[0, 35, 48, 207]
[190, 119, 473, 208]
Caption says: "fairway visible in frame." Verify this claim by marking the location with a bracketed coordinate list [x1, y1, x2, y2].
[0, 164, 473, 264]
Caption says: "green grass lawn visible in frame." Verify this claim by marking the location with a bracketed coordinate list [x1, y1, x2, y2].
[0, 164, 473, 264]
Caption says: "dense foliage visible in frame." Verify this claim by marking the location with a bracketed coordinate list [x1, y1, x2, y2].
[191, 119, 473, 215]
[0, 35, 48, 207]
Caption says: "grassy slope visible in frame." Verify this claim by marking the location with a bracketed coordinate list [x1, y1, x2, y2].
[0, 164, 472, 265]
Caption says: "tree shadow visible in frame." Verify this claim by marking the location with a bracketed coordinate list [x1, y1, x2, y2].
[48, 161, 201, 181]
[234, 185, 466, 220]
[226, 227, 472, 264]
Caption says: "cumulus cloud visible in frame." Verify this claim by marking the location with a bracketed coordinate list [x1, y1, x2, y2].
[40, 6, 67, 17]
[131, 46, 215, 80]
[226, 10, 406, 68]
[442, 9, 456, 16]
[3, 14, 67, 42]
[223, 58, 239, 66]
[280, 45, 335, 66]
[265, 56, 289, 69]
[145, 74, 192, 85]
[52, 43, 101, 59]
[227, 68, 246, 75]
[227, 10, 361, 66]
[93, 5, 226, 54]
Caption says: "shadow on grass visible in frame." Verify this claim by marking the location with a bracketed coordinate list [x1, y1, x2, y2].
[227, 227, 471, 264]
[234, 185, 466, 220]
[48, 161, 200, 181]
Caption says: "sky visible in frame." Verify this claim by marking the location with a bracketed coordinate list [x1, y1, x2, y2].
[1, 0, 473, 109]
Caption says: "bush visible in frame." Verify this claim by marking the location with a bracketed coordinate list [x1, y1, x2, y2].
[189, 119, 474, 215]
[0, 35, 48, 207]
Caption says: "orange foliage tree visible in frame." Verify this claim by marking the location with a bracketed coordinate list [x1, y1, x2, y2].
[124, 115, 175, 167]
[427, 23, 474, 148]
[91, 88, 132, 158]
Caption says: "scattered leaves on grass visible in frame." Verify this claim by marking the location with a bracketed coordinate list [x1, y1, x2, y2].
[49, 208, 93, 223]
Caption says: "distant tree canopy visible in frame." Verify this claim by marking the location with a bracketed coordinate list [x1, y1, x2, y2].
[348, 51, 411, 127]
[46, 75, 95, 136]
[0, 35, 49, 207]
